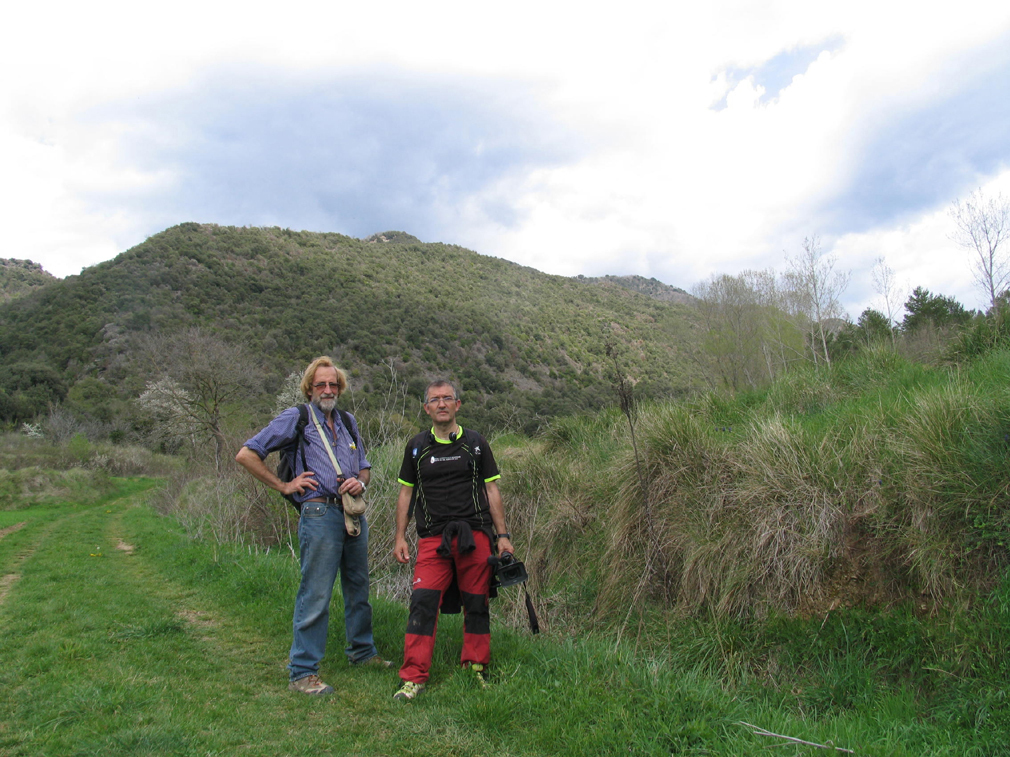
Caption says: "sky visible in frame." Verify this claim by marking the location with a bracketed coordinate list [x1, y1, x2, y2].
[4, 0, 1010, 319]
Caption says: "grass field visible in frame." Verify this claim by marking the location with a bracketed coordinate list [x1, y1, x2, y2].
[1, 480, 1006, 756]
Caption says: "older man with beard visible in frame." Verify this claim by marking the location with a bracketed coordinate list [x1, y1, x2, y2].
[236, 356, 391, 696]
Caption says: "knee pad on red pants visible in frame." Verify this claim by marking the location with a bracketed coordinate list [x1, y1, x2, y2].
[461, 591, 490, 635]
[406, 588, 441, 636]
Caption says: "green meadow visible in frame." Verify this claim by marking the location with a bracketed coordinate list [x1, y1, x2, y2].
[2, 472, 1007, 756]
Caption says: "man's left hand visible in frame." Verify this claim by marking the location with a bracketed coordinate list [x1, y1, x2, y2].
[338, 477, 366, 497]
[496, 536, 515, 556]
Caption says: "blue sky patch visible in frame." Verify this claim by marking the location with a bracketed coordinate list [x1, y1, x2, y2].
[711, 36, 845, 110]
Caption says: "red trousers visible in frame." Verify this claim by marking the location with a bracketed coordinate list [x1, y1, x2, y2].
[399, 531, 492, 684]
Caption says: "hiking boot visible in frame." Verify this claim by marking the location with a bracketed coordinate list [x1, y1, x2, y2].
[465, 662, 490, 688]
[289, 674, 334, 696]
[358, 655, 394, 668]
[393, 681, 425, 701]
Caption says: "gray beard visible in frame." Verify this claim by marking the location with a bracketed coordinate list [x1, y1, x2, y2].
[315, 397, 336, 414]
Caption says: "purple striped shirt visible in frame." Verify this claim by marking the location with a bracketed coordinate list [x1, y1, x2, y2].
[243, 404, 371, 505]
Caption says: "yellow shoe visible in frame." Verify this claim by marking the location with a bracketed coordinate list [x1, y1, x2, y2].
[393, 681, 425, 701]
[465, 662, 490, 688]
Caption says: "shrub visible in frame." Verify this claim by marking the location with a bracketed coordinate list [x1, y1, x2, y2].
[884, 378, 1010, 598]
[0, 466, 118, 510]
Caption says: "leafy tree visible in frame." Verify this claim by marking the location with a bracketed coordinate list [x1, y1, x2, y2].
[824, 321, 860, 361]
[0, 362, 67, 423]
[66, 377, 121, 424]
[857, 308, 893, 345]
[693, 273, 765, 390]
[901, 287, 972, 333]
[826, 309, 893, 362]
[0, 388, 13, 425]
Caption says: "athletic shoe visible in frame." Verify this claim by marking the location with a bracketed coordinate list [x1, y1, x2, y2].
[393, 681, 425, 701]
[358, 655, 394, 668]
[289, 674, 333, 696]
[466, 662, 490, 688]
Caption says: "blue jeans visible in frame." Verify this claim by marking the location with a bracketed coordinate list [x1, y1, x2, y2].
[288, 502, 377, 680]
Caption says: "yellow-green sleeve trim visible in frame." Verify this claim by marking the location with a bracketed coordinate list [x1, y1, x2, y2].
[397, 479, 415, 487]
[484, 474, 501, 483]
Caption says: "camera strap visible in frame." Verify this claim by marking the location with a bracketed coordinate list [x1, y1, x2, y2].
[524, 587, 540, 634]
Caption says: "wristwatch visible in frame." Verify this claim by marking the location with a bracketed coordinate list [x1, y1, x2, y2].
[496, 532, 511, 540]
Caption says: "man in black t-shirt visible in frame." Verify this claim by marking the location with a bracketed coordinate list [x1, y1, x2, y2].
[392, 380, 515, 701]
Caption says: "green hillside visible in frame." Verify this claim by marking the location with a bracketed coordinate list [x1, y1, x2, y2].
[574, 273, 694, 303]
[0, 223, 706, 432]
[0, 258, 56, 303]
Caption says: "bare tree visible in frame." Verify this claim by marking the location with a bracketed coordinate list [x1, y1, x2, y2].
[693, 273, 765, 390]
[748, 269, 807, 376]
[136, 328, 262, 470]
[950, 188, 1010, 311]
[693, 270, 807, 389]
[783, 235, 850, 366]
[871, 256, 903, 346]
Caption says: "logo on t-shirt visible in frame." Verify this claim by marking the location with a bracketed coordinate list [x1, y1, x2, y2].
[430, 455, 462, 464]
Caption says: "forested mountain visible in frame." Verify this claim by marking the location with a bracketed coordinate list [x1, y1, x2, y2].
[0, 259, 57, 303]
[574, 274, 695, 304]
[0, 223, 706, 432]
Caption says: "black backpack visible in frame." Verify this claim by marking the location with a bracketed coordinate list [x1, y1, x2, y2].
[277, 404, 359, 510]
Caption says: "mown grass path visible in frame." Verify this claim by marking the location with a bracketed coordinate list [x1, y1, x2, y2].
[0, 482, 425, 756]
[0, 480, 998, 756]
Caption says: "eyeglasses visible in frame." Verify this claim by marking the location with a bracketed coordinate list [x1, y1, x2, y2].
[313, 382, 341, 390]
[425, 395, 457, 405]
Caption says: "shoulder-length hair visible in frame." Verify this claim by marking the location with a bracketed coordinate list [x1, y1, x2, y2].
[300, 356, 349, 399]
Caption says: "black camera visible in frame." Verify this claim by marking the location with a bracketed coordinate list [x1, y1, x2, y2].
[490, 551, 529, 590]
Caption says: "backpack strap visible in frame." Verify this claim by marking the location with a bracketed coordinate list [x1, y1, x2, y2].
[336, 408, 360, 449]
[295, 403, 309, 472]
[279, 404, 311, 511]
[295, 406, 360, 476]
[405, 432, 427, 522]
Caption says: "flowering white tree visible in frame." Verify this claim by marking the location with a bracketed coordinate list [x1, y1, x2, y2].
[273, 371, 303, 416]
[139, 377, 202, 454]
[136, 328, 261, 470]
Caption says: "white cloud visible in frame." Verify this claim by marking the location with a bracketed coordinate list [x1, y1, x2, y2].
[2, 0, 1010, 304]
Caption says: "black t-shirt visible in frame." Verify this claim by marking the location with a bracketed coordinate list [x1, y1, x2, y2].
[398, 427, 500, 538]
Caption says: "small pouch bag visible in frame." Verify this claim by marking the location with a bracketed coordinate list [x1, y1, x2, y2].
[309, 406, 366, 536]
[341, 491, 366, 516]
